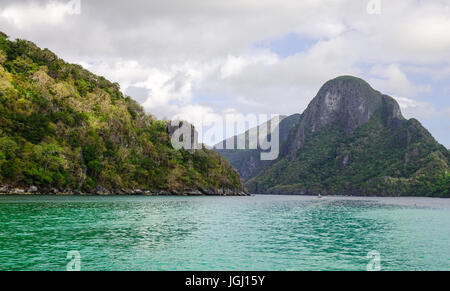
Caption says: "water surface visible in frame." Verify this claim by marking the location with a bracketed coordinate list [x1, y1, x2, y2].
[0, 195, 449, 270]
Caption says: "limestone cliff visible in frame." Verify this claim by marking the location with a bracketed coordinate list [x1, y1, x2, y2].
[231, 76, 449, 197]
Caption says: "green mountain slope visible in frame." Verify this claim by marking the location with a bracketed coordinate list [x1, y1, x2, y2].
[244, 76, 449, 197]
[0, 32, 247, 195]
[215, 114, 301, 180]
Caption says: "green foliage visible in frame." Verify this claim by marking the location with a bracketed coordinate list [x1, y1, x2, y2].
[6, 55, 40, 76]
[87, 160, 102, 178]
[34, 143, 64, 171]
[0, 50, 6, 65]
[0, 137, 18, 180]
[433, 172, 450, 197]
[247, 110, 450, 197]
[0, 33, 244, 193]
[0, 150, 5, 171]
[13, 112, 54, 144]
[75, 79, 94, 96]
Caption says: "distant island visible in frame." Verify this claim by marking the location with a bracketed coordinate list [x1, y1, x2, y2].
[217, 76, 449, 198]
[1, 32, 448, 198]
[0, 32, 247, 196]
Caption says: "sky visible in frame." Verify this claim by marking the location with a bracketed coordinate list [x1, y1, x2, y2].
[0, 0, 449, 147]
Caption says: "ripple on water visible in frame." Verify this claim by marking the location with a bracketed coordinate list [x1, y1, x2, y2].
[0, 195, 449, 270]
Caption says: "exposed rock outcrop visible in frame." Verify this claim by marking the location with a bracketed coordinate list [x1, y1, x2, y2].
[284, 76, 404, 159]
[226, 76, 449, 197]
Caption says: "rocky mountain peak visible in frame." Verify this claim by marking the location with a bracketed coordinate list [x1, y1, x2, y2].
[305, 76, 403, 133]
[244, 76, 448, 197]
[284, 76, 405, 158]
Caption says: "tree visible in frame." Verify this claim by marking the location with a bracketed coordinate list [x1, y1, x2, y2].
[34, 142, 63, 172]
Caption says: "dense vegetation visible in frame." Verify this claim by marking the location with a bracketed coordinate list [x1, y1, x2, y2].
[247, 112, 449, 197]
[243, 77, 450, 197]
[0, 32, 245, 194]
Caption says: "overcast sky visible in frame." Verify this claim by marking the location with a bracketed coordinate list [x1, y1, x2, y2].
[0, 0, 449, 147]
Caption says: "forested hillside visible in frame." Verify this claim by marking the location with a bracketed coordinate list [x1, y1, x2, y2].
[0, 32, 246, 195]
[243, 76, 449, 197]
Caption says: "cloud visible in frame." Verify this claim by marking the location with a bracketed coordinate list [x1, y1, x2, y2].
[369, 64, 431, 97]
[0, 0, 449, 146]
[86, 51, 279, 113]
[393, 96, 438, 120]
[0, 0, 80, 28]
[219, 53, 278, 79]
[381, 4, 450, 62]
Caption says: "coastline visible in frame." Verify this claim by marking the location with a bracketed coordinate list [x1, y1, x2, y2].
[0, 184, 445, 198]
[249, 188, 449, 198]
[0, 184, 249, 196]
[252, 193, 450, 199]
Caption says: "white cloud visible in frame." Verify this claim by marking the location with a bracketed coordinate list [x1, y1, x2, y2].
[219, 53, 278, 79]
[85, 51, 279, 113]
[1, 0, 449, 146]
[369, 64, 431, 97]
[0, 0, 79, 28]
[394, 96, 438, 120]
[383, 7, 450, 61]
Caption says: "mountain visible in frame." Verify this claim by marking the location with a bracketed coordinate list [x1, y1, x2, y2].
[227, 76, 449, 197]
[214, 114, 301, 180]
[0, 32, 247, 195]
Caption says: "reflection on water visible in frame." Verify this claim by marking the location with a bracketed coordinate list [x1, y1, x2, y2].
[0, 195, 449, 270]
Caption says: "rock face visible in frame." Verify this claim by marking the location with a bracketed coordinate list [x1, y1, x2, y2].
[27, 186, 38, 193]
[221, 76, 449, 197]
[284, 76, 404, 159]
[95, 185, 110, 195]
[309, 76, 401, 131]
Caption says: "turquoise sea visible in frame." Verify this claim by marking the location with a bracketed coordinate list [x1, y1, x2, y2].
[0, 195, 449, 271]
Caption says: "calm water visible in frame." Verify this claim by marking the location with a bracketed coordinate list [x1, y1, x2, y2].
[0, 195, 449, 271]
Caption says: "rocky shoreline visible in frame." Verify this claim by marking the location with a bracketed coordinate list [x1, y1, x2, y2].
[0, 185, 249, 196]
